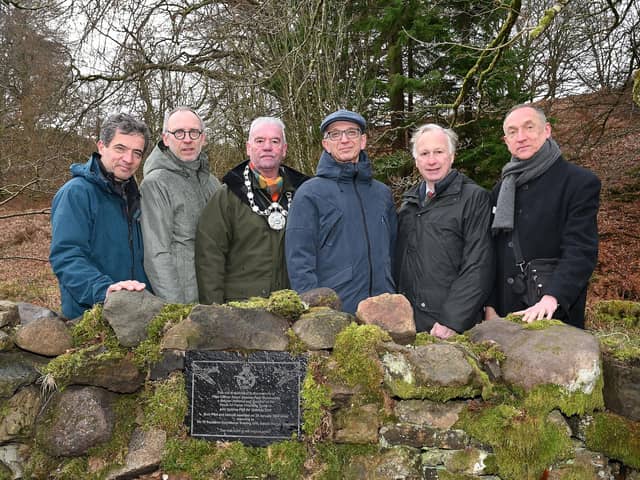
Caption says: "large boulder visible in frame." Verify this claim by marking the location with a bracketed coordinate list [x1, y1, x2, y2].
[0, 352, 47, 400]
[292, 307, 352, 350]
[0, 386, 42, 442]
[15, 317, 72, 356]
[36, 386, 116, 457]
[468, 318, 602, 395]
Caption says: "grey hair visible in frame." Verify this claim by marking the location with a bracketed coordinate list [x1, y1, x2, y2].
[410, 123, 458, 158]
[163, 106, 205, 132]
[100, 113, 151, 151]
[249, 117, 287, 144]
[503, 104, 547, 132]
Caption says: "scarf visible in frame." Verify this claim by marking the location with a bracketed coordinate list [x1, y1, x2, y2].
[250, 162, 284, 201]
[491, 138, 561, 234]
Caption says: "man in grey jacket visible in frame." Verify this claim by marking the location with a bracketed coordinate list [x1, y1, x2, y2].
[141, 107, 221, 303]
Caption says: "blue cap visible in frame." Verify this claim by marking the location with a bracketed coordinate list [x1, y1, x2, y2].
[320, 109, 366, 134]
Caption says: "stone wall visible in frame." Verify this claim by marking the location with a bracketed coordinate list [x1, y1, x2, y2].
[0, 290, 638, 480]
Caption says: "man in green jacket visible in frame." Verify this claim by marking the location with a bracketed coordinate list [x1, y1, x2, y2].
[141, 107, 221, 304]
[195, 117, 308, 304]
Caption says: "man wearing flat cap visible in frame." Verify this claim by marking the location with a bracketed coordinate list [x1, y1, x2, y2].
[285, 109, 397, 313]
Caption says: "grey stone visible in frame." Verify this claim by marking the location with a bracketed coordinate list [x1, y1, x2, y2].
[292, 307, 351, 350]
[444, 447, 494, 475]
[17, 302, 57, 325]
[162, 304, 289, 351]
[15, 317, 72, 356]
[68, 354, 145, 393]
[420, 448, 456, 467]
[0, 443, 29, 479]
[103, 290, 166, 347]
[149, 350, 185, 380]
[300, 287, 342, 311]
[356, 293, 416, 345]
[547, 409, 572, 437]
[395, 399, 466, 430]
[380, 423, 470, 450]
[105, 427, 166, 480]
[0, 386, 42, 442]
[468, 318, 602, 394]
[333, 403, 380, 444]
[0, 301, 19, 328]
[36, 386, 116, 457]
[345, 447, 421, 480]
[0, 352, 47, 400]
[602, 352, 640, 421]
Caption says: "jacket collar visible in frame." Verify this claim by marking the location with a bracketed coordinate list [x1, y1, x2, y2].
[223, 160, 309, 206]
[315, 150, 373, 183]
[142, 141, 210, 178]
[402, 169, 462, 206]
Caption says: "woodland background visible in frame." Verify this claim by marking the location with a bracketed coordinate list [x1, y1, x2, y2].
[0, 0, 638, 318]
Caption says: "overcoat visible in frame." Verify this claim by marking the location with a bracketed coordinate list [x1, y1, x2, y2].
[488, 156, 600, 328]
[395, 170, 494, 333]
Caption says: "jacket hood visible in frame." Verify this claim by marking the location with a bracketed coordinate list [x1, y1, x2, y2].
[315, 150, 373, 183]
[70, 153, 113, 193]
[143, 141, 210, 178]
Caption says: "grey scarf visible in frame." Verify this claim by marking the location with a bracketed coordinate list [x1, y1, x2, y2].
[491, 138, 561, 234]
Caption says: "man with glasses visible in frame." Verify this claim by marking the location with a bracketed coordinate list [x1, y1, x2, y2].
[195, 117, 308, 304]
[285, 109, 397, 314]
[50, 113, 151, 319]
[140, 107, 221, 304]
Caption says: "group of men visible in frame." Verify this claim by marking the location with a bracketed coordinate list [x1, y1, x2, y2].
[49, 104, 600, 336]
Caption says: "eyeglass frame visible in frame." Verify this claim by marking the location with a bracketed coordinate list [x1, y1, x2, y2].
[165, 128, 204, 140]
[323, 128, 362, 141]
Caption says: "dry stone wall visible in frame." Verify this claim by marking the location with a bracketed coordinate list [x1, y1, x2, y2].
[0, 291, 637, 479]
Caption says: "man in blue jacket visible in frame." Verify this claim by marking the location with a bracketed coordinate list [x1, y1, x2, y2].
[285, 109, 397, 314]
[50, 113, 151, 319]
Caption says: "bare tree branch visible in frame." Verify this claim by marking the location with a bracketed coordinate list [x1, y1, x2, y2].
[0, 179, 39, 206]
[0, 209, 51, 219]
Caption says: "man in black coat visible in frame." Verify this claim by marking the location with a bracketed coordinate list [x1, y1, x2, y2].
[485, 104, 600, 328]
[395, 124, 493, 338]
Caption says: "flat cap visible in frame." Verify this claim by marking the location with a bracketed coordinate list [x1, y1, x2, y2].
[320, 109, 366, 133]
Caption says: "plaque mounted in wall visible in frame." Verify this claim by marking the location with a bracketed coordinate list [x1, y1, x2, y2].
[185, 350, 307, 446]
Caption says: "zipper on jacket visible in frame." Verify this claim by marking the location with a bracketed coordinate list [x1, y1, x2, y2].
[353, 173, 373, 297]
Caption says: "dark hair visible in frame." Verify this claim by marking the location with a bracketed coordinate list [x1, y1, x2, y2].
[100, 113, 151, 151]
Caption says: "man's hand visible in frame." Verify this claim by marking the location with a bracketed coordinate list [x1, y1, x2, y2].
[484, 306, 499, 321]
[513, 294, 558, 323]
[106, 280, 146, 298]
[430, 322, 457, 339]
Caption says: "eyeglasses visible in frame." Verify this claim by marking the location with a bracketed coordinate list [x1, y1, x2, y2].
[166, 129, 203, 140]
[324, 128, 361, 141]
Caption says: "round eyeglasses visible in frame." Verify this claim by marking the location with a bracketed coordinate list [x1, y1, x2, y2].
[166, 129, 203, 140]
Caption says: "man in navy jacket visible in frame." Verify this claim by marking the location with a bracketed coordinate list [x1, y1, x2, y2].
[285, 110, 397, 314]
[50, 113, 151, 319]
[485, 104, 600, 328]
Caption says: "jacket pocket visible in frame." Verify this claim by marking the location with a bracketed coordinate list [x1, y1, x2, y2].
[319, 209, 343, 249]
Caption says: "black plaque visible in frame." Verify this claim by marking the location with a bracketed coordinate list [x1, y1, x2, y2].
[185, 350, 307, 446]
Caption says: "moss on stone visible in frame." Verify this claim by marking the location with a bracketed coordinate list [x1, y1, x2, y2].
[87, 393, 140, 472]
[331, 323, 391, 401]
[456, 402, 573, 480]
[446, 447, 489, 474]
[286, 328, 307, 356]
[523, 375, 604, 417]
[589, 300, 640, 362]
[585, 412, 640, 468]
[301, 358, 333, 440]
[414, 332, 437, 346]
[314, 442, 380, 479]
[71, 305, 117, 347]
[39, 343, 127, 390]
[162, 437, 307, 480]
[133, 303, 193, 369]
[387, 377, 481, 403]
[522, 319, 565, 330]
[552, 463, 597, 480]
[141, 372, 188, 437]
[228, 289, 306, 320]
